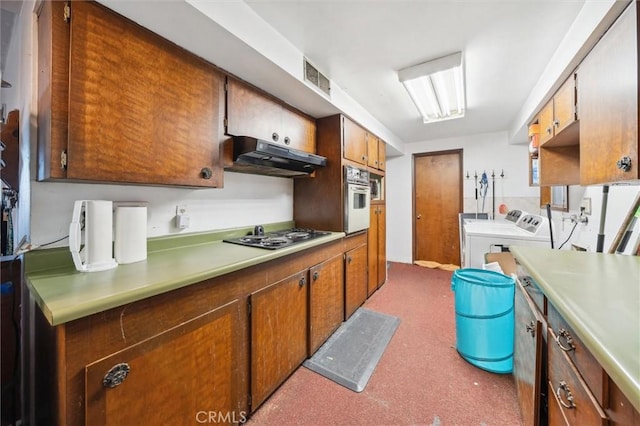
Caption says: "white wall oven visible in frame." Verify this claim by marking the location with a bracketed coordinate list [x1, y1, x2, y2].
[344, 166, 370, 234]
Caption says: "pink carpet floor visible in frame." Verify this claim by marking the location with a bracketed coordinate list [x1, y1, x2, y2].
[247, 262, 523, 425]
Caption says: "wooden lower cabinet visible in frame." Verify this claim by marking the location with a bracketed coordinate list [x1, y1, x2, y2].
[513, 281, 544, 426]
[368, 203, 386, 296]
[26, 239, 346, 425]
[85, 300, 241, 425]
[250, 271, 309, 410]
[344, 234, 368, 320]
[309, 254, 344, 355]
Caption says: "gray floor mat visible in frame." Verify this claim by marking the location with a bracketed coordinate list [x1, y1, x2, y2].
[303, 307, 400, 392]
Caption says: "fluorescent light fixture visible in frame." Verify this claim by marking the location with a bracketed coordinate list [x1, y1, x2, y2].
[398, 52, 465, 123]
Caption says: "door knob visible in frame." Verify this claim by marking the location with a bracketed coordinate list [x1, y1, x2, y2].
[417, 214, 422, 219]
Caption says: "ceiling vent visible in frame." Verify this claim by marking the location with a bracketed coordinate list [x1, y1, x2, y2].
[303, 58, 330, 98]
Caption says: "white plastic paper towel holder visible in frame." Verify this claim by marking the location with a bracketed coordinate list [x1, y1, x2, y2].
[69, 200, 118, 272]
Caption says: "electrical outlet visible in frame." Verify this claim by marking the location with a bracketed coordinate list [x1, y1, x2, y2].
[580, 198, 592, 215]
[175, 205, 189, 229]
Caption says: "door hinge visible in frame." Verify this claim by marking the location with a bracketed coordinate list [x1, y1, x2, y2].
[247, 300, 251, 316]
[223, 117, 228, 128]
[60, 150, 68, 169]
[63, 2, 71, 23]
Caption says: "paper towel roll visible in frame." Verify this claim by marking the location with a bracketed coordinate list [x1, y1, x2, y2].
[114, 206, 147, 264]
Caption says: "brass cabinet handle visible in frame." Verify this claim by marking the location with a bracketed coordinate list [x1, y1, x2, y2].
[103, 363, 130, 388]
[299, 277, 306, 287]
[546, 127, 552, 135]
[555, 328, 576, 352]
[312, 271, 319, 281]
[347, 256, 352, 264]
[416, 214, 422, 219]
[556, 380, 576, 409]
[525, 321, 536, 338]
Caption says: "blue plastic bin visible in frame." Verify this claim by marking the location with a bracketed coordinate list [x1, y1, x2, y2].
[451, 268, 515, 374]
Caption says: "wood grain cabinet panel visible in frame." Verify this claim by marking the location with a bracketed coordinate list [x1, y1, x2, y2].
[343, 116, 367, 165]
[547, 303, 604, 404]
[538, 74, 580, 186]
[309, 254, 345, 355]
[226, 76, 316, 154]
[513, 281, 543, 426]
[250, 271, 308, 410]
[368, 204, 386, 296]
[85, 300, 241, 425]
[547, 327, 608, 426]
[344, 242, 367, 320]
[578, 1, 639, 185]
[38, 0, 224, 187]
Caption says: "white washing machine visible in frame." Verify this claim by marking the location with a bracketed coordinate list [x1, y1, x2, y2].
[462, 213, 553, 269]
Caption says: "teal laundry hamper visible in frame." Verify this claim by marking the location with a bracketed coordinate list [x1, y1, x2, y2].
[451, 268, 515, 374]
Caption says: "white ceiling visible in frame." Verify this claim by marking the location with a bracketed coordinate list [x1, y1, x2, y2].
[243, 0, 586, 144]
[5, 0, 607, 153]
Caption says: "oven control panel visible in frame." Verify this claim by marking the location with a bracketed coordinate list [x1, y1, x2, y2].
[345, 165, 369, 186]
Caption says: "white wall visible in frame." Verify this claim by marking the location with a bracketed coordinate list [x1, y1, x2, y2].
[5, 1, 296, 251]
[386, 131, 538, 264]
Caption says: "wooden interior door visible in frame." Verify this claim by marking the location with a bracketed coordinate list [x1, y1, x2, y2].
[413, 150, 463, 265]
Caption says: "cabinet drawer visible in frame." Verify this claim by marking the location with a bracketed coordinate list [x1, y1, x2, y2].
[548, 302, 604, 403]
[547, 327, 608, 425]
[517, 274, 545, 316]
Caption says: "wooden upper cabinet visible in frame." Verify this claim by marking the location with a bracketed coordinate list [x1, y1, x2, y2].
[342, 116, 367, 165]
[226, 76, 316, 154]
[366, 133, 386, 170]
[367, 133, 379, 168]
[38, 1, 224, 187]
[539, 74, 578, 147]
[578, 1, 639, 185]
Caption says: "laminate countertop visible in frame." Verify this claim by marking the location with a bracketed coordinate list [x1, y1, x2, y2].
[25, 223, 345, 327]
[510, 246, 640, 413]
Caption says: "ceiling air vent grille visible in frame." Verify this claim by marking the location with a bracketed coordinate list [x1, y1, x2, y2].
[304, 58, 330, 98]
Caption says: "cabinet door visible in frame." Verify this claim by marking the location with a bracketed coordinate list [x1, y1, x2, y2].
[367, 134, 379, 168]
[579, 1, 638, 185]
[250, 272, 308, 410]
[344, 244, 367, 319]
[226, 77, 282, 143]
[376, 205, 387, 287]
[378, 140, 386, 170]
[227, 77, 316, 153]
[66, 1, 223, 187]
[553, 75, 577, 135]
[367, 206, 379, 297]
[280, 106, 316, 153]
[538, 100, 555, 145]
[342, 116, 367, 165]
[309, 255, 344, 354]
[513, 282, 543, 426]
[85, 300, 242, 425]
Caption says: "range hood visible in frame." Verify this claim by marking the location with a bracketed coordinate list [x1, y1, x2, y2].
[227, 136, 327, 177]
